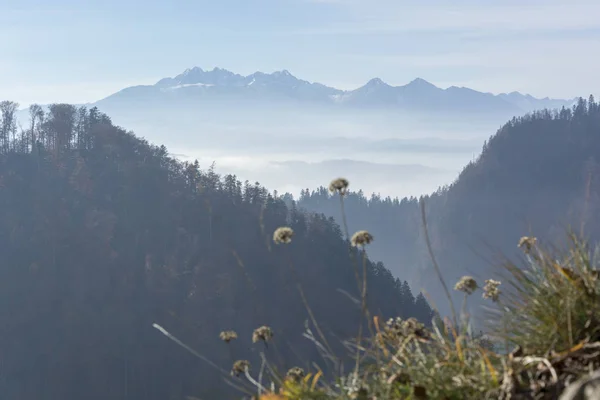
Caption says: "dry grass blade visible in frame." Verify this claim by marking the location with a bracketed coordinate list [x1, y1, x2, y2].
[419, 198, 459, 329]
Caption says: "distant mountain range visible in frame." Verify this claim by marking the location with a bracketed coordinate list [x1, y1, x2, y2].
[94, 66, 575, 115]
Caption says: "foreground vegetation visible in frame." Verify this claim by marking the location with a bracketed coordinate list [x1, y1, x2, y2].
[2, 97, 600, 399]
[152, 177, 600, 399]
[209, 209, 600, 399]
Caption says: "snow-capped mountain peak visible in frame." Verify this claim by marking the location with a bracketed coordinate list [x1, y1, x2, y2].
[365, 77, 387, 86]
[127, 66, 575, 113]
[182, 66, 204, 75]
[272, 69, 292, 77]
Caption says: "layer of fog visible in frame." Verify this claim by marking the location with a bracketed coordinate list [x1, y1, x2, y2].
[97, 101, 509, 199]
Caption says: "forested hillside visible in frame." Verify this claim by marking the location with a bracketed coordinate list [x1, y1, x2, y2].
[297, 96, 600, 313]
[0, 101, 433, 399]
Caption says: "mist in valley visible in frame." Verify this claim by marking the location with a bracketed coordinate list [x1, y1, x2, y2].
[88, 100, 510, 199]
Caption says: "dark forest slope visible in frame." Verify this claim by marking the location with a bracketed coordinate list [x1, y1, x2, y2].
[297, 96, 600, 313]
[0, 102, 433, 399]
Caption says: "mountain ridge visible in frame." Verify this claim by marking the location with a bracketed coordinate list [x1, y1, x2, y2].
[93, 66, 575, 114]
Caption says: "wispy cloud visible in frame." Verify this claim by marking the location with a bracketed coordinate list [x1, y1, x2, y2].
[288, 1, 600, 35]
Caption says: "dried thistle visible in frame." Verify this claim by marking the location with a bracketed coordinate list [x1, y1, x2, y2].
[273, 227, 294, 244]
[329, 177, 349, 195]
[402, 317, 429, 339]
[482, 279, 501, 302]
[219, 330, 238, 343]
[385, 317, 429, 340]
[252, 325, 274, 344]
[231, 359, 250, 376]
[454, 276, 478, 295]
[518, 236, 537, 253]
[285, 366, 306, 382]
[351, 230, 374, 247]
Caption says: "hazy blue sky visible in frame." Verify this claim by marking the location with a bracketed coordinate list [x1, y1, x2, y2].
[2, 0, 600, 105]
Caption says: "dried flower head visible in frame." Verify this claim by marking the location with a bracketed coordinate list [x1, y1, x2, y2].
[384, 317, 429, 340]
[482, 279, 501, 302]
[286, 367, 306, 382]
[273, 227, 294, 244]
[454, 276, 478, 295]
[219, 330, 238, 343]
[351, 230, 373, 247]
[231, 360, 250, 376]
[518, 236, 537, 253]
[252, 325, 274, 343]
[402, 317, 428, 337]
[329, 177, 349, 195]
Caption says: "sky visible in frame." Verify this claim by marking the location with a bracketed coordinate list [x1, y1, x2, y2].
[2, 0, 600, 106]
